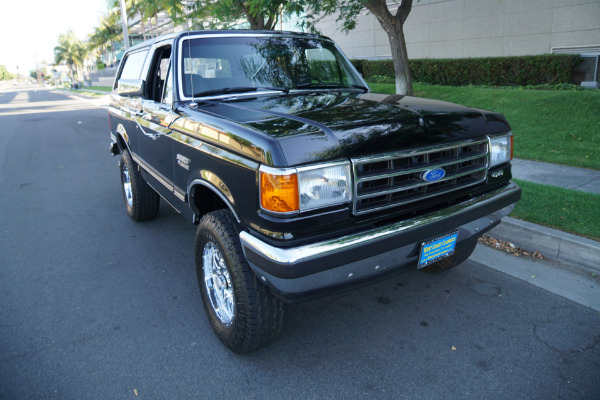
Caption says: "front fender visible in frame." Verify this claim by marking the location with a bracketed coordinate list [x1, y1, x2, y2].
[188, 178, 240, 223]
[115, 123, 130, 153]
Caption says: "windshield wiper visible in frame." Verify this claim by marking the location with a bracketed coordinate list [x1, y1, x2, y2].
[294, 83, 368, 92]
[192, 86, 289, 98]
[263, 86, 290, 93]
[192, 87, 257, 97]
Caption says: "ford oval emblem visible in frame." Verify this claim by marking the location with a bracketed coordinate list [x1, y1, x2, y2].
[421, 168, 446, 182]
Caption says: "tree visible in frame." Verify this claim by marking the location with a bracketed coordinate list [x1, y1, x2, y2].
[306, 0, 415, 95]
[0, 65, 16, 81]
[89, 12, 122, 66]
[138, 0, 161, 37]
[121, 0, 149, 41]
[160, 0, 187, 26]
[191, 0, 303, 30]
[54, 30, 87, 82]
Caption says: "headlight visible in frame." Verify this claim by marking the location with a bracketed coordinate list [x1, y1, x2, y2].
[260, 162, 352, 214]
[489, 133, 513, 168]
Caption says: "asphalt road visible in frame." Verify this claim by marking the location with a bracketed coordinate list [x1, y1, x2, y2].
[1, 86, 599, 399]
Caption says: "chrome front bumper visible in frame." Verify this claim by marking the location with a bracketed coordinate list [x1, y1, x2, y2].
[240, 182, 521, 301]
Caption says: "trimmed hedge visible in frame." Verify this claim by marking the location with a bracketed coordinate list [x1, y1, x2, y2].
[351, 54, 581, 86]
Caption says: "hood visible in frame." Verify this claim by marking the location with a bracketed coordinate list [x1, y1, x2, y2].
[189, 91, 511, 166]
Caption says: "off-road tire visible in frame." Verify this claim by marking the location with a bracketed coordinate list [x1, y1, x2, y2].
[195, 210, 286, 353]
[421, 237, 478, 273]
[120, 150, 160, 221]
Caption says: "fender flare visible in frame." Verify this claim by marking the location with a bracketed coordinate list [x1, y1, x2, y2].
[187, 178, 240, 223]
[115, 123, 130, 153]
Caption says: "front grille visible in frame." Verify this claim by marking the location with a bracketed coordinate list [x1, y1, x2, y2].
[351, 139, 489, 215]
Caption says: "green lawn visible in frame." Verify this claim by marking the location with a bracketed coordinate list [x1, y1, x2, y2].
[368, 82, 600, 170]
[67, 85, 111, 97]
[68, 89, 105, 97]
[85, 85, 112, 92]
[511, 179, 600, 241]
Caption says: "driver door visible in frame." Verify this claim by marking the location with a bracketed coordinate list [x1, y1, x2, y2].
[135, 42, 177, 195]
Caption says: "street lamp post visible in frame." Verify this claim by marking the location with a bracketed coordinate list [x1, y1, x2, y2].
[119, 0, 130, 50]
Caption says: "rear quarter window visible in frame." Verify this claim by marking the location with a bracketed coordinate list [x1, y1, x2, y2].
[115, 49, 149, 88]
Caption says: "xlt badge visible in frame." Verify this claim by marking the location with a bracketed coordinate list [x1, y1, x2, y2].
[177, 154, 191, 170]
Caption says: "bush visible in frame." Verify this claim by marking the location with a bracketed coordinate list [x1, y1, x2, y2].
[352, 55, 582, 87]
[369, 75, 395, 84]
[363, 60, 395, 79]
[350, 59, 366, 76]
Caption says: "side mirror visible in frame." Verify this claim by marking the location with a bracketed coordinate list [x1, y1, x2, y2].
[117, 79, 144, 97]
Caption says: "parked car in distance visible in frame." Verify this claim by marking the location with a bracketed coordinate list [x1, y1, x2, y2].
[108, 30, 520, 353]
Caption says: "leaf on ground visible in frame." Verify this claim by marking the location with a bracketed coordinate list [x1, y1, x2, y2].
[478, 236, 546, 260]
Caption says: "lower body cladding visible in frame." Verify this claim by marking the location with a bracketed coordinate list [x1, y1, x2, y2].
[240, 182, 521, 302]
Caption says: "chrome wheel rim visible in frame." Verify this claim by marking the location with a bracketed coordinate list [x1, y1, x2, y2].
[202, 242, 235, 326]
[122, 163, 133, 208]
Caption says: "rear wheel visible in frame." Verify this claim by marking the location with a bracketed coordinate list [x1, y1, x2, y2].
[195, 210, 286, 353]
[120, 150, 160, 221]
[421, 237, 478, 273]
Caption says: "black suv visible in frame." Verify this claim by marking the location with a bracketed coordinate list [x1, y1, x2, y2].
[108, 30, 520, 353]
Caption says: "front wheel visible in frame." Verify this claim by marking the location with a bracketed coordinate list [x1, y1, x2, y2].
[119, 150, 160, 221]
[195, 210, 286, 353]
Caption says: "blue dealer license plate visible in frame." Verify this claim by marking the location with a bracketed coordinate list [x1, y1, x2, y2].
[418, 232, 459, 268]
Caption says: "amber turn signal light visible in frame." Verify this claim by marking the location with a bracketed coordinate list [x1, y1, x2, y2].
[260, 171, 299, 213]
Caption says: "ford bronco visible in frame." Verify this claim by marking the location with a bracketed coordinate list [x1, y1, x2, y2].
[108, 30, 520, 353]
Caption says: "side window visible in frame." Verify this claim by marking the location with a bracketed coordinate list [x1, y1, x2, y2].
[115, 49, 148, 89]
[144, 44, 172, 102]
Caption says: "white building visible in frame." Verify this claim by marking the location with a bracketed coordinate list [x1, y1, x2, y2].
[315, 0, 600, 85]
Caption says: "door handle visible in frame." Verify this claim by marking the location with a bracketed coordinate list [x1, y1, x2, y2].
[142, 113, 161, 124]
[120, 106, 143, 117]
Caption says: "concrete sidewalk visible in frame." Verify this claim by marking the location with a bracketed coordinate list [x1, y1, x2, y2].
[512, 158, 600, 194]
[486, 158, 600, 276]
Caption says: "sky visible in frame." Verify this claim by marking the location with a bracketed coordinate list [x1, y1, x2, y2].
[0, 0, 111, 74]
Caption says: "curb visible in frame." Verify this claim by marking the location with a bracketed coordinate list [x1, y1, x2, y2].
[471, 245, 600, 312]
[487, 217, 600, 274]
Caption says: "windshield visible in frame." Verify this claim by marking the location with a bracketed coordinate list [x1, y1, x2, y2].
[179, 35, 365, 98]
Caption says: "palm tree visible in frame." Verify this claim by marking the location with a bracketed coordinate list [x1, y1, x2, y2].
[89, 10, 123, 65]
[138, 0, 161, 37]
[54, 30, 86, 83]
[135, 0, 185, 38]
[126, 0, 148, 41]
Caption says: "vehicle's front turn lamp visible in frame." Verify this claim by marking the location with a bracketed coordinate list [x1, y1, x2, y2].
[260, 162, 352, 214]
